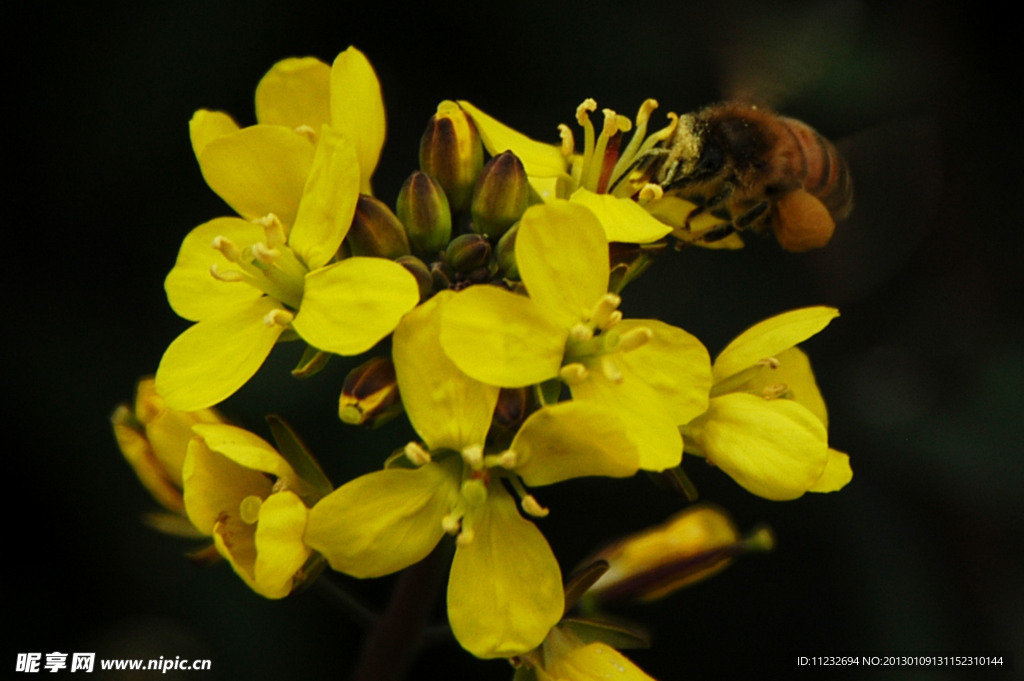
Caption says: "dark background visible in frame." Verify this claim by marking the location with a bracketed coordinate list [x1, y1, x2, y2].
[11, 0, 1022, 679]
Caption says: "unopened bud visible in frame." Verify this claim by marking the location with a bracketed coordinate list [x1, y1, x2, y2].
[445, 233, 491, 273]
[495, 222, 519, 279]
[396, 171, 452, 258]
[587, 504, 769, 604]
[470, 151, 529, 240]
[347, 195, 411, 260]
[493, 387, 529, 434]
[112, 378, 225, 521]
[338, 356, 402, 428]
[419, 101, 483, 213]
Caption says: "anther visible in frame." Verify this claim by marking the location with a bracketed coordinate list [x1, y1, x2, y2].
[212, 235, 242, 262]
[263, 308, 295, 327]
[588, 293, 622, 330]
[404, 442, 432, 466]
[441, 512, 462, 535]
[456, 528, 476, 546]
[255, 213, 287, 249]
[252, 241, 280, 265]
[485, 449, 518, 470]
[559, 363, 589, 385]
[762, 383, 788, 400]
[638, 183, 664, 202]
[209, 264, 246, 282]
[521, 495, 549, 518]
[558, 123, 575, 157]
[461, 444, 484, 470]
[617, 326, 654, 353]
[601, 356, 624, 384]
[575, 98, 598, 126]
[756, 357, 781, 370]
[294, 125, 317, 142]
[569, 323, 594, 342]
[636, 99, 659, 127]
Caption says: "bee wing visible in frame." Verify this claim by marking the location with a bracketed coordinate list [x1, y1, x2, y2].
[803, 117, 942, 303]
[706, 0, 865, 108]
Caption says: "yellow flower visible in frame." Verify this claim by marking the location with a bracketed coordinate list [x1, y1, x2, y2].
[518, 625, 657, 681]
[439, 201, 711, 471]
[681, 307, 853, 500]
[306, 292, 641, 659]
[112, 377, 223, 536]
[183, 423, 328, 599]
[156, 48, 418, 410]
[586, 504, 774, 604]
[457, 100, 677, 244]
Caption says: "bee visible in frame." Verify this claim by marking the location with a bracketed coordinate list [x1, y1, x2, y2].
[642, 102, 853, 253]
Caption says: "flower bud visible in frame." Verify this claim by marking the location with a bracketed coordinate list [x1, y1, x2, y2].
[492, 387, 529, 435]
[494, 222, 519, 279]
[586, 504, 773, 604]
[445, 233, 491, 274]
[112, 378, 225, 518]
[347, 195, 411, 260]
[396, 171, 452, 258]
[395, 254, 434, 302]
[338, 356, 403, 428]
[419, 100, 483, 213]
[470, 151, 529, 240]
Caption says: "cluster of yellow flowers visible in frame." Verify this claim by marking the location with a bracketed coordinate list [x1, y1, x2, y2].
[113, 47, 851, 678]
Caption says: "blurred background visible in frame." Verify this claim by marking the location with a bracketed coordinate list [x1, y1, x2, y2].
[10, 0, 1022, 678]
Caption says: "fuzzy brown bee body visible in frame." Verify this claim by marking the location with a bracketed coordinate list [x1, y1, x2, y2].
[648, 102, 853, 252]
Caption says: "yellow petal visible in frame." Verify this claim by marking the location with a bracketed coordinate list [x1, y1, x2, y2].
[457, 100, 568, 177]
[690, 393, 828, 500]
[212, 514, 258, 590]
[255, 57, 331, 129]
[440, 285, 566, 387]
[516, 202, 609, 329]
[713, 307, 839, 383]
[182, 433, 273, 535]
[809, 449, 853, 492]
[287, 125, 361, 270]
[570, 368, 684, 472]
[190, 424, 297, 483]
[511, 402, 639, 486]
[448, 485, 563, 658]
[155, 297, 286, 411]
[196, 124, 315, 225]
[189, 109, 240, 158]
[393, 291, 499, 451]
[547, 640, 657, 681]
[569, 188, 673, 244]
[290, 257, 418, 355]
[304, 463, 457, 578]
[330, 47, 385, 193]
[164, 217, 265, 321]
[253, 491, 311, 599]
[112, 407, 184, 513]
[614, 319, 712, 425]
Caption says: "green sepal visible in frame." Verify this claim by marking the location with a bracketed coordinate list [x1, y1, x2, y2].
[265, 415, 333, 501]
[560, 616, 651, 651]
[646, 465, 699, 502]
[534, 378, 563, 407]
[562, 560, 609, 615]
[292, 345, 331, 378]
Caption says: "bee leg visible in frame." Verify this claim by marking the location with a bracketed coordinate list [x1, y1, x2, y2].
[698, 223, 736, 243]
[734, 201, 769, 229]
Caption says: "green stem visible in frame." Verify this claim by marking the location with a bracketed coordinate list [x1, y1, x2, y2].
[350, 538, 453, 681]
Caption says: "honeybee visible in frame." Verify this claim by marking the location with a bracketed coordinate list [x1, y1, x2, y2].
[641, 102, 853, 253]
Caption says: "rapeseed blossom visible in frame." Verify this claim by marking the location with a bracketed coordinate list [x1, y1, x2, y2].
[156, 48, 418, 410]
[458, 100, 677, 244]
[306, 292, 643, 658]
[440, 201, 711, 471]
[681, 307, 853, 500]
